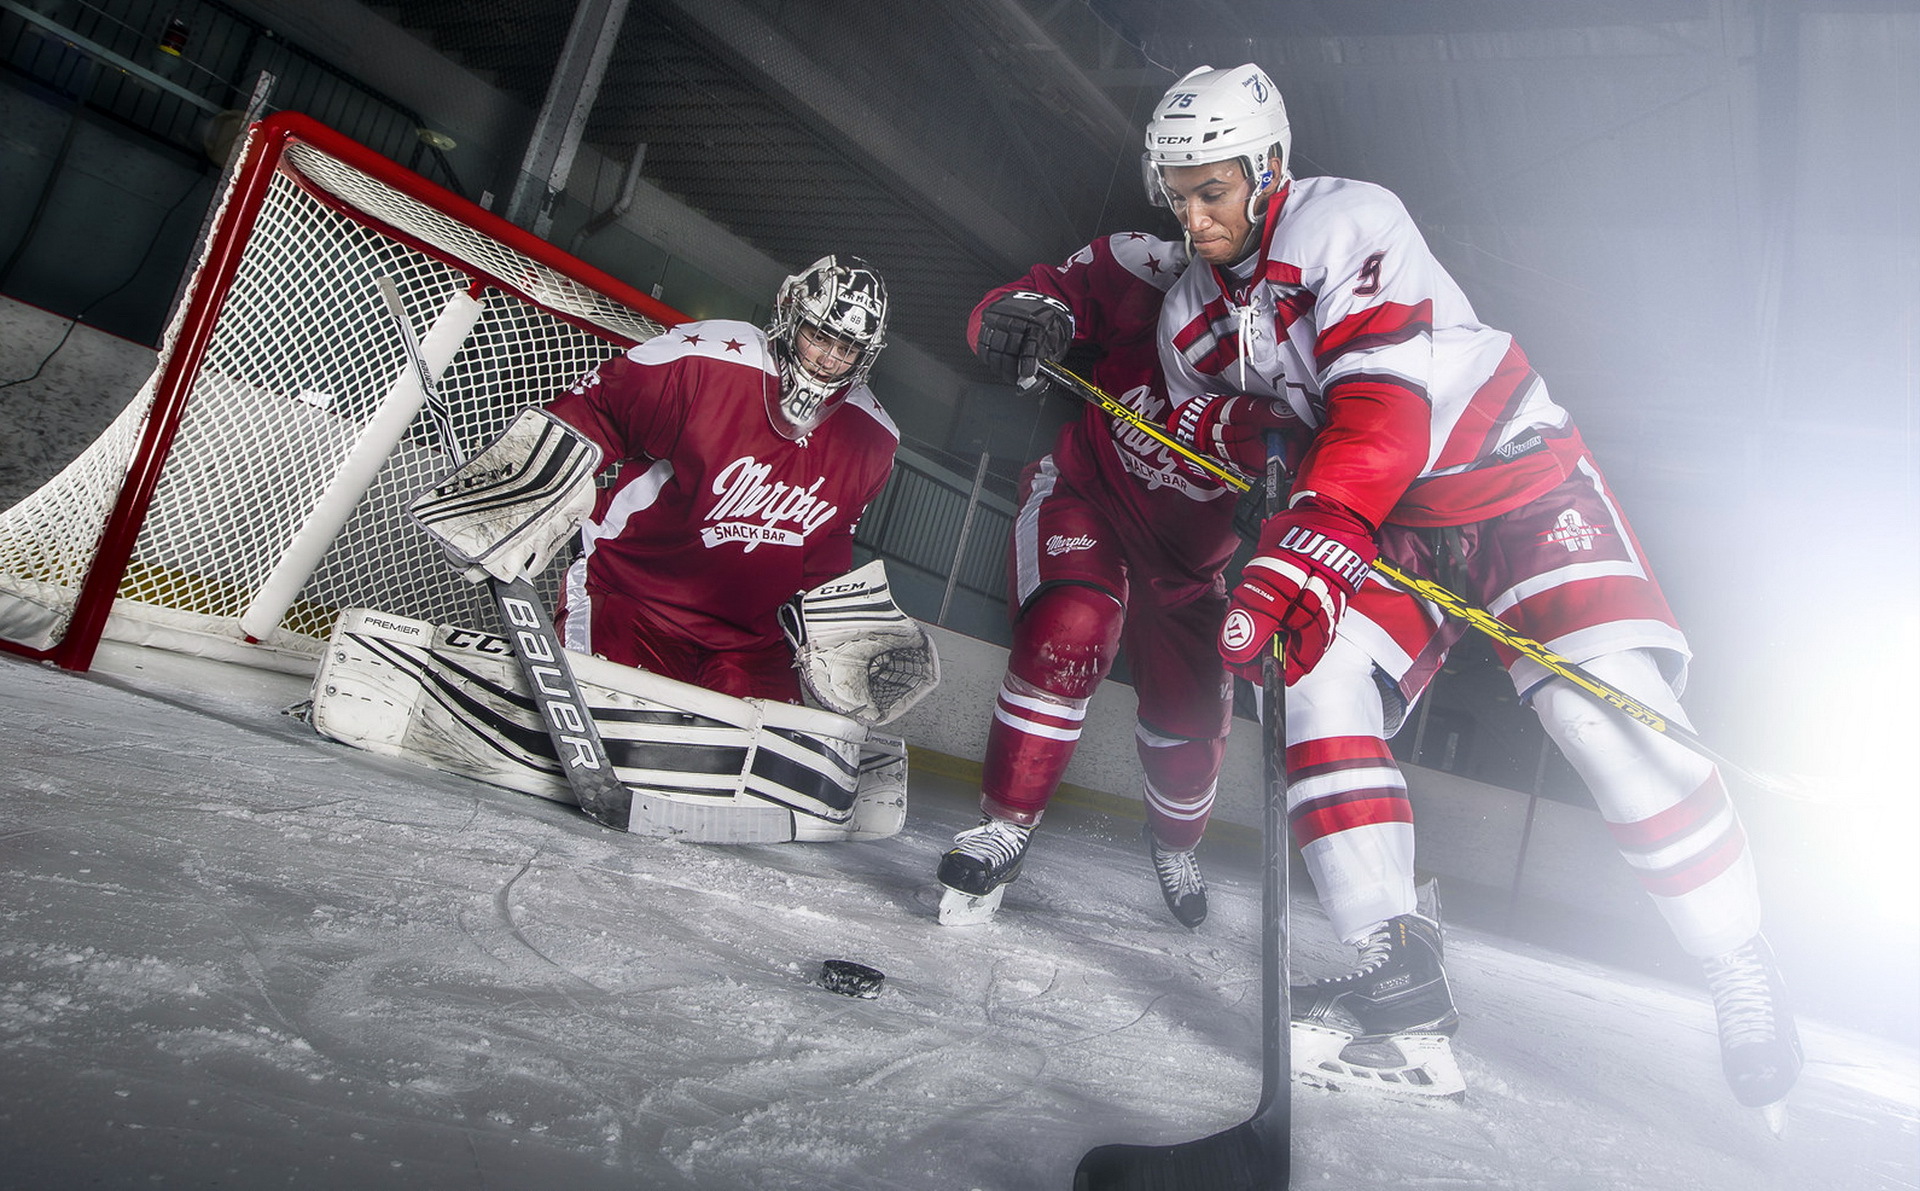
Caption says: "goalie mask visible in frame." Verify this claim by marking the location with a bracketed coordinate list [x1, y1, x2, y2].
[767, 255, 889, 439]
[1144, 63, 1291, 221]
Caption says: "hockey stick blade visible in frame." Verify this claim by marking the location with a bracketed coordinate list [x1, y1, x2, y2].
[1073, 435, 1293, 1191]
[1075, 1113, 1284, 1191]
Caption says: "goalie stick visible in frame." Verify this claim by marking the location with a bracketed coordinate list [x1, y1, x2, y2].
[1034, 359, 1813, 802]
[377, 277, 631, 830]
[1075, 433, 1293, 1191]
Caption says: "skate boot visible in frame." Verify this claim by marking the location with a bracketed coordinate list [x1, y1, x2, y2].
[1290, 913, 1465, 1099]
[936, 817, 1031, 926]
[1144, 823, 1207, 928]
[1703, 933, 1803, 1132]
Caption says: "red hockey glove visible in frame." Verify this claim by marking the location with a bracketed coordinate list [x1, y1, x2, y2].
[1169, 393, 1301, 478]
[974, 290, 1073, 387]
[1219, 497, 1378, 685]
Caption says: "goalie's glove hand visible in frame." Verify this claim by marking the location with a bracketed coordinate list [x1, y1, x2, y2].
[974, 290, 1073, 388]
[780, 561, 940, 725]
[409, 407, 602, 585]
[1220, 496, 1377, 685]
[1169, 393, 1303, 479]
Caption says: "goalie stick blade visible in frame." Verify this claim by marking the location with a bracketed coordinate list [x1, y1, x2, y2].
[1074, 1113, 1286, 1191]
[627, 794, 794, 843]
[937, 883, 1005, 926]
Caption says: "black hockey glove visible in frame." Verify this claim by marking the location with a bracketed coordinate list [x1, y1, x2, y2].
[974, 290, 1073, 388]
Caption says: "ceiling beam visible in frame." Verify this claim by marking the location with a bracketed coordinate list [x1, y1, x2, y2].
[652, 0, 1057, 273]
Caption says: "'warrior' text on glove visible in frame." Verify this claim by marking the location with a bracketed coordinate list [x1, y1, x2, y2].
[1219, 496, 1377, 685]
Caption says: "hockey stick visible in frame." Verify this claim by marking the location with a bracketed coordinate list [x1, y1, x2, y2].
[1074, 434, 1292, 1191]
[376, 277, 632, 830]
[1034, 359, 1810, 801]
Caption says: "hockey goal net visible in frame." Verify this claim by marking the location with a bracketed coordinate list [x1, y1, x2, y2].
[0, 112, 684, 674]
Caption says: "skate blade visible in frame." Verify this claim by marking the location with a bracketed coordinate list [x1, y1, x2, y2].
[1291, 1021, 1467, 1101]
[938, 883, 1005, 926]
[1759, 1100, 1789, 1137]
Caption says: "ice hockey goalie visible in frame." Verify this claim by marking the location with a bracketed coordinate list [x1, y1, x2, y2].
[308, 607, 907, 843]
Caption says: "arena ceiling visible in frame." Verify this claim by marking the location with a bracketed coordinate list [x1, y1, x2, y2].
[370, 0, 1914, 503]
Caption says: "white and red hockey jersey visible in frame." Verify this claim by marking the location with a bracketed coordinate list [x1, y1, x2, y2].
[547, 320, 899, 654]
[1158, 176, 1587, 530]
[969, 233, 1241, 594]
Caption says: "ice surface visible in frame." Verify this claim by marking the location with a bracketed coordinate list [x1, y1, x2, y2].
[1, 647, 1914, 1190]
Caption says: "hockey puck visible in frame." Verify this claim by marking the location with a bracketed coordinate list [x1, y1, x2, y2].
[820, 959, 885, 998]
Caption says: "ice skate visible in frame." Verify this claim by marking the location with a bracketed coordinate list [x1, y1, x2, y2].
[937, 817, 1031, 926]
[1290, 912, 1465, 1100]
[1144, 822, 1207, 928]
[1704, 933, 1802, 1133]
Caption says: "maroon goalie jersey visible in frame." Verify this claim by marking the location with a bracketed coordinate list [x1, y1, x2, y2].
[968, 233, 1241, 597]
[546, 319, 899, 655]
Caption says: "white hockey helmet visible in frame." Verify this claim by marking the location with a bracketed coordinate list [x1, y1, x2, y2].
[768, 254, 889, 437]
[1144, 63, 1291, 203]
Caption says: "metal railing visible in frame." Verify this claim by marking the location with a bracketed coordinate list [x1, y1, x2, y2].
[856, 444, 1014, 645]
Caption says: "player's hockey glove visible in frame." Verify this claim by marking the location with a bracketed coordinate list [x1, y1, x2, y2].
[1220, 496, 1377, 685]
[1169, 393, 1302, 480]
[974, 290, 1073, 388]
[408, 407, 602, 584]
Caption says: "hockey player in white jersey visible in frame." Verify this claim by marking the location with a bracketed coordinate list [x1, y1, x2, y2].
[1144, 63, 1800, 1121]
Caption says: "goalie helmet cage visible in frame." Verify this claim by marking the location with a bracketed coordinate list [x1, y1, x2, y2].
[0, 111, 685, 675]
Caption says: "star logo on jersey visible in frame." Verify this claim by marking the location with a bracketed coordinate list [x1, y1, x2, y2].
[1540, 509, 1608, 553]
[723, 338, 745, 353]
[679, 331, 704, 346]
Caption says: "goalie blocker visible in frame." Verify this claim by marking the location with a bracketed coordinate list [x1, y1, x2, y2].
[310, 608, 906, 843]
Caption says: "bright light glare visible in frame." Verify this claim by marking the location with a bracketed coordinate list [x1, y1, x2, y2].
[1784, 605, 1920, 929]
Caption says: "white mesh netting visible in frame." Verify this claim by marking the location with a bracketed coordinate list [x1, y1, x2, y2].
[0, 125, 673, 672]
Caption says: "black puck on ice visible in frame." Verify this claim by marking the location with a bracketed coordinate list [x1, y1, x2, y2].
[820, 959, 885, 998]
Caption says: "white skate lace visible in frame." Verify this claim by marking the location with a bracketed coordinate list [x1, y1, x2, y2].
[1150, 839, 1204, 899]
[1703, 944, 1778, 1048]
[951, 818, 1029, 867]
[1322, 920, 1398, 985]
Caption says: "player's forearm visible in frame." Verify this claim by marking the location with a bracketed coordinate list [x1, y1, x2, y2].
[1291, 379, 1429, 528]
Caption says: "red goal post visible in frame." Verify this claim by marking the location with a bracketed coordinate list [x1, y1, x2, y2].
[0, 112, 686, 674]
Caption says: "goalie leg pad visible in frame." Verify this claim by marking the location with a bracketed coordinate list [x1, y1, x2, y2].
[311, 608, 907, 842]
[781, 559, 939, 725]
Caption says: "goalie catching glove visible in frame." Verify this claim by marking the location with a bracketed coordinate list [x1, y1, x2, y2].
[780, 559, 940, 726]
[408, 407, 602, 584]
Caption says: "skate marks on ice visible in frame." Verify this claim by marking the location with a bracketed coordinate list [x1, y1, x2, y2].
[1, 653, 1916, 1190]
[0, 661, 1265, 1190]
